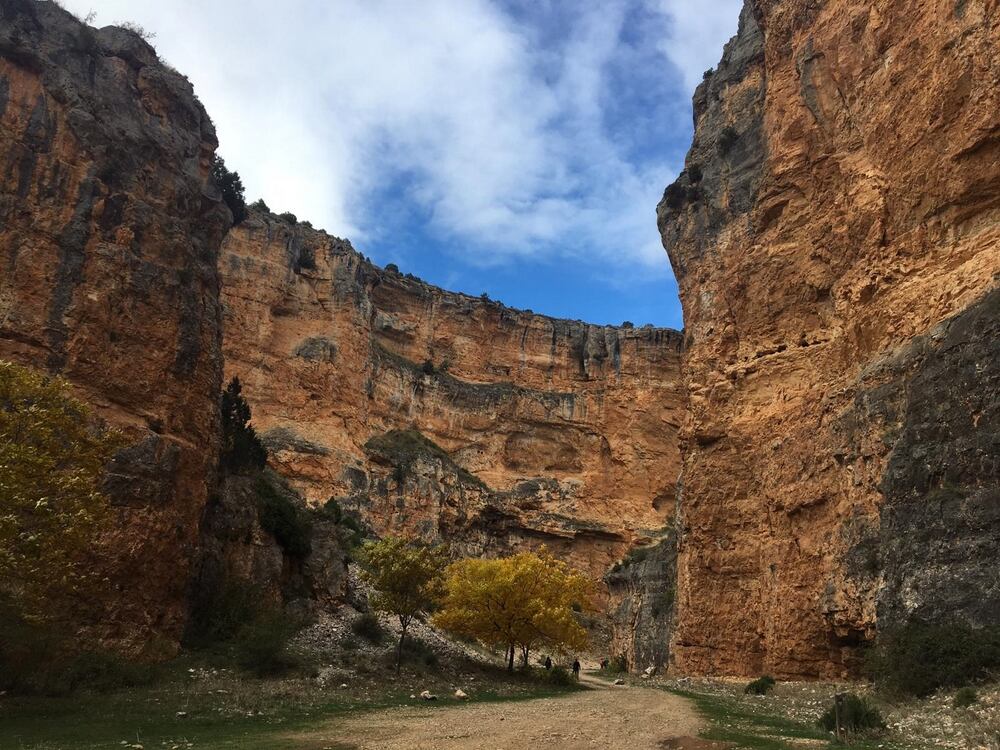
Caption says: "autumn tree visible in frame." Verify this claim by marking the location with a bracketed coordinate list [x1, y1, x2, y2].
[220, 376, 267, 473]
[434, 549, 592, 671]
[0, 361, 123, 624]
[358, 537, 448, 672]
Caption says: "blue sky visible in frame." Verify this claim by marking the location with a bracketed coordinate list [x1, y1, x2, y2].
[64, 0, 743, 329]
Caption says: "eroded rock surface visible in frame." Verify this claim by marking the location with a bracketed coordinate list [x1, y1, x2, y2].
[0, 1, 229, 650]
[660, 0, 1000, 677]
[220, 213, 685, 582]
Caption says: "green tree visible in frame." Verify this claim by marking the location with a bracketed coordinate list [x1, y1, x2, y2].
[358, 537, 448, 672]
[0, 360, 123, 623]
[220, 376, 267, 473]
[211, 155, 247, 225]
[435, 549, 591, 671]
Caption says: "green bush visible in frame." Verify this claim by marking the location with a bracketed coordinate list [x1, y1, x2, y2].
[537, 665, 574, 686]
[383, 636, 439, 669]
[744, 675, 776, 695]
[256, 477, 312, 558]
[235, 611, 301, 677]
[818, 693, 885, 735]
[61, 650, 157, 693]
[351, 612, 386, 644]
[865, 620, 1000, 697]
[953, 686, 978, 709]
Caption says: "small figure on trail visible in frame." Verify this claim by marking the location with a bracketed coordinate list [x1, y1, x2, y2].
[572, 658, 581, 680]
[600, 658, 609, 670]
[544, 655, 552, 670]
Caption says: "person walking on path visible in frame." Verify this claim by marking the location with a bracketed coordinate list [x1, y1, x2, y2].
[572, 658, 581, 680]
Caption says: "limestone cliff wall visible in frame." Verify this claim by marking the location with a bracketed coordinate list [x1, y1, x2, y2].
[0, 1, 229, 650]
[659, 0, 1000, 677]
[220, 212, 685, 582]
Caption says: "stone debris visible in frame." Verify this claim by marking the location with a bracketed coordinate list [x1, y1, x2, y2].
[455, 689, 469, 700]
[420, 690, 438, 701]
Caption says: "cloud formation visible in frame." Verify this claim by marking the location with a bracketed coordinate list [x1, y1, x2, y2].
[62, 0, 742, 277]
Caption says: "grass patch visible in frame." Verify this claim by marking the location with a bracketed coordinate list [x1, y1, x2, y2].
[670, 689, 902, 750]
[0, 653, 585, 749]
[744, 675, 776, 695]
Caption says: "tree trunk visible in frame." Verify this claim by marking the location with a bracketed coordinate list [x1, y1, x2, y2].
[521, 646, 529, 668]
[507, 643, 515, 671]
[396, 620, 408, 673]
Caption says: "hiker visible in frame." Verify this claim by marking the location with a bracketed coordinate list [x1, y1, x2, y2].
[544, 655, 552, 670]
[600, 658, 609, 670]
[572, 658, 580, 680]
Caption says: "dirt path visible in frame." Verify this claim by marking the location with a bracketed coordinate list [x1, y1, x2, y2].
[288, 677, 706, 750]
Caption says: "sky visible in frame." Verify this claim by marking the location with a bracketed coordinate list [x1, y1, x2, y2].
[62, 0, 742, 328]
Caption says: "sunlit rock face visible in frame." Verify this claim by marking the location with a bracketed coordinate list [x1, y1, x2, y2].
[220, 212, 686, 584]
[0, 1, 229, 650]
[659, 0, 1000, 678]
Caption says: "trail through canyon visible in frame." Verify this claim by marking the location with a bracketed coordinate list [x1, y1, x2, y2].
[287, 677, 705, 749]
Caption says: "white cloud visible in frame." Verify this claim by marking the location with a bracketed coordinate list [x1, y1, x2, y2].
[656, 0, 745, 91]
[60, 0, 742, 272]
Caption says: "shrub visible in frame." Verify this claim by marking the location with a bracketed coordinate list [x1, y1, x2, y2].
[61, 650, 157, 693]
[256, 477, 312, 558]
[381, 636, 438, 670]
[622, 321, 634, 328]
[421, 359, 435, 375]
[953, 687, 978, 709]
[385, 263, 400, 274]
[817, 693, 886, 735]
[744, 675, 776, 695]
[185, 579, 262, 647]
[211, 156, 246, 224]
[235, 611, 301, 677]
[279, 211, 297, 224]
[687, 164, 703, 183]
[718, 126, 739, 156]
[662, 182, 686, 210]
[295, 245, 316, 272]
[865, 620, 1000, 697]
[351, 612, 386, 644]
[249, 198, 270, 213]
[537, 665, 574, 686]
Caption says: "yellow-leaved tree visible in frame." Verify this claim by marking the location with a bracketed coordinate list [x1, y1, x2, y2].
[358, 536, 448, 672]
[434, 549, 592, 671]
[0, 360, 123, 624]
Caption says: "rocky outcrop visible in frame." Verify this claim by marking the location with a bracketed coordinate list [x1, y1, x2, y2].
[188, 470, 349, 633]
[220, 212, 685, 583]
[660, 0, 1000, 677]
[606, 534, 677, 672]
[0, 1, 229, 651]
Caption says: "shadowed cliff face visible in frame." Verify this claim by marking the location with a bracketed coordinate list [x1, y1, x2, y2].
[0, 1, 230, 651]
[660, 0, 1000, 677]
[220, 213, 685, 584]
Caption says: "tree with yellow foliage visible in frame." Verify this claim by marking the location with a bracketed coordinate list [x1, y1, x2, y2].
[358, 536, 448, 672]
[434, 549, 592, 671]
[0, 360, 123, 624]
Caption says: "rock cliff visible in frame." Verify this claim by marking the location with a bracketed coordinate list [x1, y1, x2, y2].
[220, 212, 685, 583]
[659, 0, 1000, 677]
[0, 1, 230, 650]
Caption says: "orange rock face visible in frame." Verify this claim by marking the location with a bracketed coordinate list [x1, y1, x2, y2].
[220, 213, 684, 582]
[0, 3, 229, 650]
[659, 1, 1000, 677]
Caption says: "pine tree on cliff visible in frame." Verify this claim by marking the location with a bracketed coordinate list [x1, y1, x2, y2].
[211, 155, 247, 225]
[220, 376, 267, 472]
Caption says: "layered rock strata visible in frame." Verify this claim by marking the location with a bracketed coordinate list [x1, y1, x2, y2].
[659, 0, 1000, 677]
[0, 0, 229, 650]
[219, 212, 685, 582]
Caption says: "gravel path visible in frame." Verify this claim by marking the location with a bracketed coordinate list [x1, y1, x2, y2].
[288, 677, 704, 749]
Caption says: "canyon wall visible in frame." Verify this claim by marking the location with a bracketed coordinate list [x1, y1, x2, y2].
[659, 0, 1000, 678]
[0, 1, 229, 650]
[220, 212, 685, 582]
